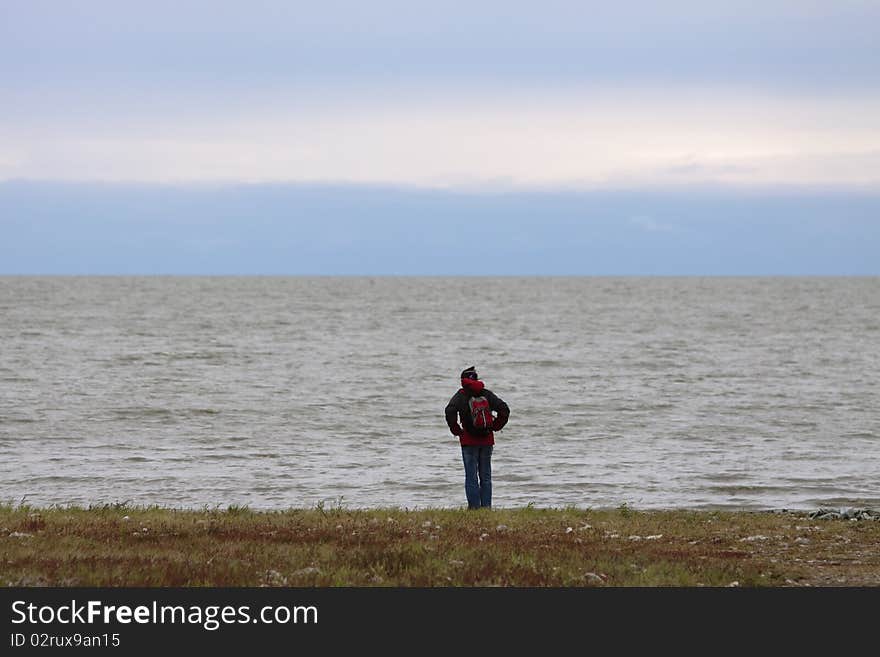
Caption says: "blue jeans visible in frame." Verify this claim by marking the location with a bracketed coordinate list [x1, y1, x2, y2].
[461, 445, 493, 509]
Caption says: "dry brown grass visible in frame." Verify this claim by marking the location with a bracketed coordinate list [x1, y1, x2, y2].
[2, 504, 878, 587]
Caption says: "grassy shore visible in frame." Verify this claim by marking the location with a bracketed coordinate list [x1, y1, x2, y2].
[2, 504, 879, 587]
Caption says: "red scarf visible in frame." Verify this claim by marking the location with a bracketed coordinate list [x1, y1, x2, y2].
[461, 378, 485, 394]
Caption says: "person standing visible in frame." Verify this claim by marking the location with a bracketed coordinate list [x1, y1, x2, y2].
[445, 366, 510, 509]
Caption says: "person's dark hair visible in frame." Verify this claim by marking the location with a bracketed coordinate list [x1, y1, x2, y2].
[460, 366, 478, 380]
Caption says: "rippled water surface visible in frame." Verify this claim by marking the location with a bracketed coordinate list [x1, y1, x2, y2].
[1, 276, 878, 511]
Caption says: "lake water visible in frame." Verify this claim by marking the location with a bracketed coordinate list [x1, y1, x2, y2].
[1, 276, 878, 511]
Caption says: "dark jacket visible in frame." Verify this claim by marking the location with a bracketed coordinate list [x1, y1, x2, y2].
[445, 379, 510, 446]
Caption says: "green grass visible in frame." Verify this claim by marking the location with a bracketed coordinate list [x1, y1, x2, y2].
[2, 504, 878, 587]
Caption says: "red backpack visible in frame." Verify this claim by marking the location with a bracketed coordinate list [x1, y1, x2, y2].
[468, 395, 494, 435]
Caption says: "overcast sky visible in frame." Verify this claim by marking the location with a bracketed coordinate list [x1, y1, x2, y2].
[1, 1, 878, 273]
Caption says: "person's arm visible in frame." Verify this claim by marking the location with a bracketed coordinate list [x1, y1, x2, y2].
[488, 391, 510, 431]
[445, 395, 463, 436]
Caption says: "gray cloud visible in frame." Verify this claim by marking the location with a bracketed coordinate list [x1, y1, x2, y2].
[3, 2, 879, 188]
[2, 2, 878, 90]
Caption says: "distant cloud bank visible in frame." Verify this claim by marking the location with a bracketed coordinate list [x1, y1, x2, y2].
[1, 182, 877, 275]
[3, 88, 879, 190]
